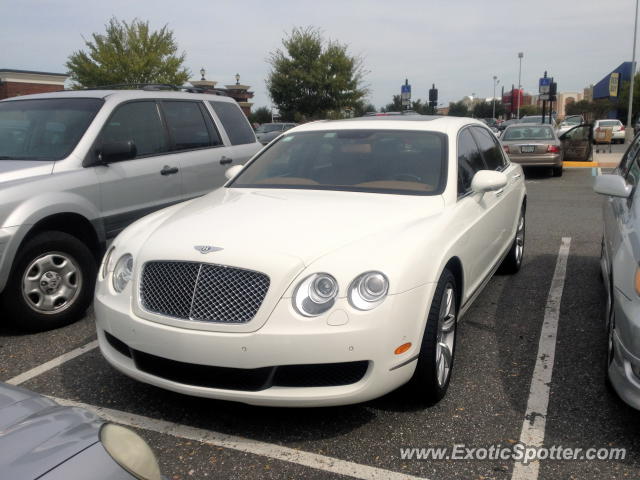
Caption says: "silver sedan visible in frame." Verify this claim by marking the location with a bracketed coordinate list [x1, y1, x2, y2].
[594, 134, 640, 409]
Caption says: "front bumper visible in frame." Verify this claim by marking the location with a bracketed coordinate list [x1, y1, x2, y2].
[507, 153, 562, 167]
[608, 287, 640, 410]
[95, 283, 435, 407]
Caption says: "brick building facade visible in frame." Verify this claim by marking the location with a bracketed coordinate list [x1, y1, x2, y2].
[0, 69, 68, 100]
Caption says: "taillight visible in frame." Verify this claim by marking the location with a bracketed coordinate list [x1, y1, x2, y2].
[503, 145, 510, 154]
[547, 145, 560, 153]
[621, 125, 625, 131]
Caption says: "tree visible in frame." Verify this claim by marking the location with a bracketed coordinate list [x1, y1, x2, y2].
[67, 17, 189, 88]
[518, 105, 541, 117]
[565, 99, 614, 123]
[448, 101, 468, 117]
[354, 101, 377, 116]
[473, 101, 504, 119]
[382, 95, 402, 112]
[614, 75, 640, 122]
[249, 106, 272, 125]
[266, 27, 368, 121]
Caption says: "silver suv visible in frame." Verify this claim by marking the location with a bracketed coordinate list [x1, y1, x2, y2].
[0, 89, 262, 331]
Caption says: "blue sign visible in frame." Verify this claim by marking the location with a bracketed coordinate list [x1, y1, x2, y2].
[401, 84, 411, 94]
[539, 77, 551, 94]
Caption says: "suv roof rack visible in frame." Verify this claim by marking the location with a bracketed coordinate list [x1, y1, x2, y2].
[83, 83, 228, 96]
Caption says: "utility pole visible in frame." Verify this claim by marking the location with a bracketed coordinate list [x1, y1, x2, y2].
[627, 0, 639, 143]
[517, 52, 524, 119]
[492, 76, 499, 119]
[542, 71, 548, 124]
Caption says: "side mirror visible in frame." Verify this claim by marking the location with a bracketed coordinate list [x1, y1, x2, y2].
[593, 174, 632, 198]
[471, 170, 508, 194]
[225, 164, 244, 180]
[98, 140, 137, 164]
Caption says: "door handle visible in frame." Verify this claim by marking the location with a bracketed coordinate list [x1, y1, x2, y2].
[160, 165, 179, 176]
[220, 156, 233, 165]
[495, 188, 505, 197]
[513, 173, 522, 179]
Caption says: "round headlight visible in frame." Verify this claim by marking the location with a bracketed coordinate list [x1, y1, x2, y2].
[293, 273, 338, 317]
[349, 271, 389, 310]
[112, 254, 133, 293]
[100, 423, 161, 480]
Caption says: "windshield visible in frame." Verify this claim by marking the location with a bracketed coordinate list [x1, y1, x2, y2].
[503, 125, 555, 141]
[230, 129, 447, 195]
[255, 123, 284, 133]
[562, 116, 582, 126]
[0, 98, 103, 161]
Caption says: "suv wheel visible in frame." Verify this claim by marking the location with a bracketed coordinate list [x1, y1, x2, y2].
[3, 231, 97, 332]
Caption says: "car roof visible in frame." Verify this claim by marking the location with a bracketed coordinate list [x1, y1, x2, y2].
[0, 89, 239, 104]
[290, 115, 486, 134]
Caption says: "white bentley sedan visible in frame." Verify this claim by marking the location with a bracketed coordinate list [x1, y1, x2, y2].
[95, 116, 526, 407]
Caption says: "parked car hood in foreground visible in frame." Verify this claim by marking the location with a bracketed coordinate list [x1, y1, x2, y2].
[126, 187, 446, 268]
[0, 382, 101, 480]
[0, 160, 54, 184]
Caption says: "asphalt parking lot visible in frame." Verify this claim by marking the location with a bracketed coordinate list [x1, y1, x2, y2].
[2, 165, 639, 480]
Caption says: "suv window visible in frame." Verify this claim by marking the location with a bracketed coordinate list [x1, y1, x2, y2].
[209, 101, 256, 145]
[0, 98, 103, 161]
[162, 101, 216, 151]
[620, 133, 640, 176]
[101, 101, 167, 157]
[471, 126, 506, 171]
[458, 128, 485, 195]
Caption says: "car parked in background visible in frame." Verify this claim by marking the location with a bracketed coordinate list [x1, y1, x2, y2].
[556, 114, 584, 136]
[254, 122, 297, 145]
[594, 132, 640, 410]
[519, 115, 556, 126]
[0, 382, 162, 479]
[95, 116, 526, 407]
[0, 88, 262, 332]
[501, 124, 564, 176]
[497, 118, 520, 134]
[593, 119, 625, 144]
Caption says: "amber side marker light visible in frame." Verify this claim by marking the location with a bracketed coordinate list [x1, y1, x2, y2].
[635, 268, 640, 296]
[394, 343, 412, 355]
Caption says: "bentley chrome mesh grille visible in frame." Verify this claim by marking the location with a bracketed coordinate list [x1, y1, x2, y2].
[140, 261, 270, 323]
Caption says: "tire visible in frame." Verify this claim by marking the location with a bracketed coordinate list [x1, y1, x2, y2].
[552, 165, 563, 177]
[2, 231, 97, 332]
[498, 206, 525, 274]
[406, 269, 458, 406]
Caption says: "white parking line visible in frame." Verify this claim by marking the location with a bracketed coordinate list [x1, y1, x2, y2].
[51, 396, 427, 480]
[6, 340, 98, 386]
[511, 237, 571, 480]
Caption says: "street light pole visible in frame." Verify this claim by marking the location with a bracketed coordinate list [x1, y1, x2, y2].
[627, 0, 639, 143]
[517, 52, 524, 120]
[492, 76, 498, 119]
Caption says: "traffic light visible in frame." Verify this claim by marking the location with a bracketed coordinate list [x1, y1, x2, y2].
[550, 81, 557, 102]
[428, 84, 438, 109]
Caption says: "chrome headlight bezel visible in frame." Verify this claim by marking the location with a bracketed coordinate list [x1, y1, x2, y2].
[101, 246, 115, 280]
[112, 254, 133, 293]
[293, 273, 338, 317]
[348, 271, 389, 311]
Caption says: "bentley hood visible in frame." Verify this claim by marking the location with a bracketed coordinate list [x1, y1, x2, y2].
[130, 187, 445, 268]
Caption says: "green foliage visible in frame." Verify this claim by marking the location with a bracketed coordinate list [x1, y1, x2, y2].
[266, 27, 368, 121]
[354, 101, 377, 116]
[66, 17, 189, 88]
[382, 95, 402, 112]
[448, 101, 469, 117]
[472, 101, 504, 119]
[614, 76, 640, 121]
[565, 99, 615, 122]
[249, 106, 272, 125]
[518, 105, 541, 117]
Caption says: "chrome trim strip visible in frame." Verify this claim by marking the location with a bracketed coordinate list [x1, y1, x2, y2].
[389, 354, 419, 371]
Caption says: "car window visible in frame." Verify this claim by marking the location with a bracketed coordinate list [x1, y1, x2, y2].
[563, 125, 590, 141]
[101, 101, 167, 157]
[0, 98, 103, 161]
[619, 134, 640, 175]
[599, 120, 621, 127]
[209, 101, 256, 146]
[230, 129, 447, 195]
[503, 126, 555, 141]
[162, 101, 215, 151]
[457, 128, 485, 195]
[471, 126, 505, 171]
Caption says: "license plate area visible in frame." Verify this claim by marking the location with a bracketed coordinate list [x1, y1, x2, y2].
[520, 145, 535, 153]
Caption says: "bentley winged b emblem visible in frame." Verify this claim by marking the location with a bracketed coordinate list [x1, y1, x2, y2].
[194, 245, 223, 254]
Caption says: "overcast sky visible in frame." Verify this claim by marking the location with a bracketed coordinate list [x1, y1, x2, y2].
[2, 0, 636, 109]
